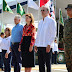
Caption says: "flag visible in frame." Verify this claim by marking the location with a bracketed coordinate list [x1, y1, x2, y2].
[3, 0, 13, 13]
[40, 0, 55, 19]
[2, 24, 4, 32]
[17, 3, 25, 16]
[59, 9, 64, 26]
[50, 12, 55, 19]
[0, 25, 1, 33]
[28, 0, 39, 10]
[49, 0, 55, 19]
[40, 0, 50, 7]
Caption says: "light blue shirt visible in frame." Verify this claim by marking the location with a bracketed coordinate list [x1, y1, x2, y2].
[11, 23, 23, 43]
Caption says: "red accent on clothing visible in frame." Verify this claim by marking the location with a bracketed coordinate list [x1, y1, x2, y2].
[19, 24, 36, 47]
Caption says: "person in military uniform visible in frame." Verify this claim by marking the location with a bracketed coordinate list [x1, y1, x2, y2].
[64, 4, 72, 72]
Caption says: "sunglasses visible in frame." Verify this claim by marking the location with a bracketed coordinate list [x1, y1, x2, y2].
[25, 15, 31, 18]
[41, 10, 45, 12]
[5, 29, 9, 31]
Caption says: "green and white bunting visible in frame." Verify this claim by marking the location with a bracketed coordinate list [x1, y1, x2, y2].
[17, 3, 25, 16]
[59, 9, 64, 26]
[3, 0, 13, 13]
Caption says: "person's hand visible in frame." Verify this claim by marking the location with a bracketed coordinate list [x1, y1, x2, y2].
[46, 45, 51, 53]
[57, 52, 59, 54]
[29, 46, 33, 52]
[34, 46, 38, 53]
[53, 52, 55, 54]
[18, 45, 21, 52]
[5, 53, 8, 59]
[9, 47, 11, 52]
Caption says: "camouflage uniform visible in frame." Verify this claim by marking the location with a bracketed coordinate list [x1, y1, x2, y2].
[64, 18, 72, 72]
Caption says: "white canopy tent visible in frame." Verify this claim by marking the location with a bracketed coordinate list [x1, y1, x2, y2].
[0, 0, 41, 31]
[0, 0, 72, 31]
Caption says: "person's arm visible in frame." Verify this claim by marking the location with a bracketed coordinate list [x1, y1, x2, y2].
[19, 27, 24, 45]
[10, 28, 13, 51]
[47, 20, 56, 46]
[5, 37, 11, 58]
[18, 27, 24, 52]
[46, 19, 56, 53]
[7, 37, 11, 54]
[30, 26, 36, 47]
[29, 26, 36, 52]
[20, 25, 23, 36]
[52, 48, 55, 54]
[0, 40, 2, 49]
[34, 31, 38, 53]
[9, 41, 12, 51]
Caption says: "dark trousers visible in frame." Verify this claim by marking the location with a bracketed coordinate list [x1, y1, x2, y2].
[2, 50, 11, 72]
[11, 43, 21, 72]
[0, 52, 3, 69]
[38, 47, 51, 72]
[65, 49, 72, 72]
[52, 51, 57, 64]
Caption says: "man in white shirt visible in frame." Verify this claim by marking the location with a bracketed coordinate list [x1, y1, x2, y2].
[0, 32, 4, 70]
[34, 5, 56, 72]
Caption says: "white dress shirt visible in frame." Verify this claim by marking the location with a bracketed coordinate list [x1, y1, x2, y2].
[0, 37, 3, 52]
[35, 16, 56, 48]
[52, 42, 58, 52]
[1, 36, 11, 54]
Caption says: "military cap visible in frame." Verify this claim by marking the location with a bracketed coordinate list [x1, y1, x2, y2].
[65, 4, 72, 9]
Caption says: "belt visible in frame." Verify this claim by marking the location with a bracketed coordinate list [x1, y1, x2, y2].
[12, 42, 20, 45]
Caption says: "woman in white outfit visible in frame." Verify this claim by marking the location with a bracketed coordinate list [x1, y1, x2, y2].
[1, 28, 11, 72]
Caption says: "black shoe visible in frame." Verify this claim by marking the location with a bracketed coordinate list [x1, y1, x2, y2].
[1, 68, 4, 71]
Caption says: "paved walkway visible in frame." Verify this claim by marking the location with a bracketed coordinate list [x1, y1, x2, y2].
[0, 64, 67, 72]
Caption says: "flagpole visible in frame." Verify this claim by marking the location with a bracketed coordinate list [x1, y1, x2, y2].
[54, 0, 57, 42]
[16, 0, 18, 14]
[38, 0, 40, 24]
[58, 8, 61, 44]
[55, 0, 56, 17]
[58, 21, 60, 44]
[27, 0, 28, 13]
[54, 0, 56, 20]
[1, 0, 3, 32]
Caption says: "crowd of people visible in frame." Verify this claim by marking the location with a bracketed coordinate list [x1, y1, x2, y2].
[0, 4, 72, 72]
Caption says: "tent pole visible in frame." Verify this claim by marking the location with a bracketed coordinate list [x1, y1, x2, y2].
[27, 0, 28, 13]
[38, 0, 40, 24]
[58, 8, 61, 44]
[16, 0, 18, 14]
